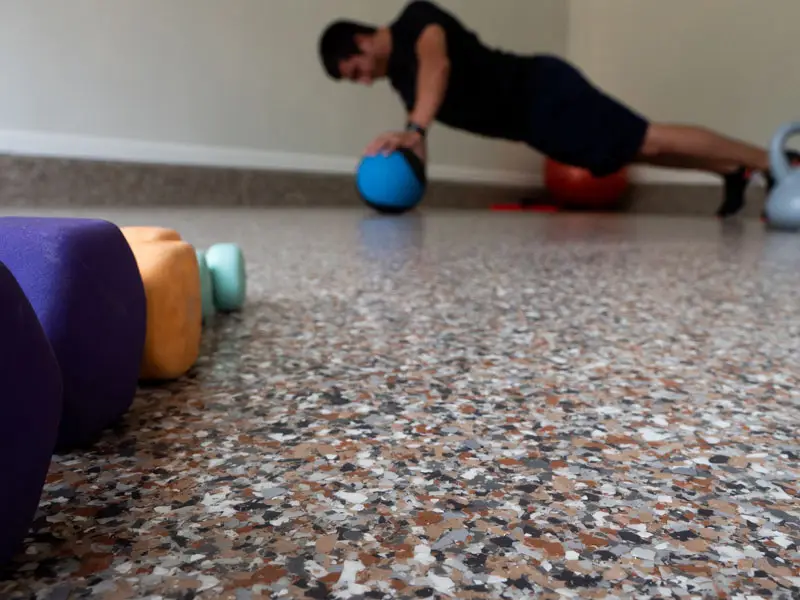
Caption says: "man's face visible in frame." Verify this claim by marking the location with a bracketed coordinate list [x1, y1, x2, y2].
[337, 34, 378, 85]
[338, 53, 377, 85]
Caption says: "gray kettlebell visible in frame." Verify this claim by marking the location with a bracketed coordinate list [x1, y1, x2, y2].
[765, 121, 800, 230]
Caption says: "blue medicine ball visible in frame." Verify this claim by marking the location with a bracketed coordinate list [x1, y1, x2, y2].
[356, 148, 427, 214]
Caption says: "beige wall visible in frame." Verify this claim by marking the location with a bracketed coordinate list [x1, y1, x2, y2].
[568, 0, 800, 149]
[0, 0, 567, 179]
[9, 0, 793, 183]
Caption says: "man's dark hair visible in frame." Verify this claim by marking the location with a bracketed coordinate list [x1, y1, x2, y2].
[318, 20, 377, 79]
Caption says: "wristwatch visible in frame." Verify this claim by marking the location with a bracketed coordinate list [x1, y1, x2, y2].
[405, 121, 427, 138]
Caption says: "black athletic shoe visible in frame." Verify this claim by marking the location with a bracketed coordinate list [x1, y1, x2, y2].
[718, 150, 800, 219]
[717, 166, 752, 218]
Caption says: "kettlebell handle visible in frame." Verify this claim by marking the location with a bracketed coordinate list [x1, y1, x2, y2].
[769, 121, 800, 183]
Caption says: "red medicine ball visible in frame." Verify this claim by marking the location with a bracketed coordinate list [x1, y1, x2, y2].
[544, 158, 629, 210]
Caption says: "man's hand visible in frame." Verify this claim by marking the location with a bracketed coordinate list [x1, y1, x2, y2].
[365, 130, 425, 157]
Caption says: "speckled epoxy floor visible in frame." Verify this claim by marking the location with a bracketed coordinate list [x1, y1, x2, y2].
[0, 208, 799, 599]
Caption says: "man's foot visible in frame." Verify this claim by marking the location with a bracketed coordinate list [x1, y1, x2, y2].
[717, 151, 800, 219]
[717, 166, 752, 218]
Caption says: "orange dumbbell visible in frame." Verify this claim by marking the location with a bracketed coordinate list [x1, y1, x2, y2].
[122, 232, 202, 381]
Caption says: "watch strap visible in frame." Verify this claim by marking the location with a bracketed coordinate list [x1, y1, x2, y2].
[405, 121, 427, 138]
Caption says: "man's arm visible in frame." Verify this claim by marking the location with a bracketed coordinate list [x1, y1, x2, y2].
[408, 23, 450, 130]
[364, 23, 449, 157]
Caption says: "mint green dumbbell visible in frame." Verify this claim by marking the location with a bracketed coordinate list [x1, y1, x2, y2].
[196, 243, 246, 320]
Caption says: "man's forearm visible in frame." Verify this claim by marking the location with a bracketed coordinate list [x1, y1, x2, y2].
[409, 57, 450, 130]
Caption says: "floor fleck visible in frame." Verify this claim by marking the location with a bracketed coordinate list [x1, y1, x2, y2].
[0, 208, 798, 599]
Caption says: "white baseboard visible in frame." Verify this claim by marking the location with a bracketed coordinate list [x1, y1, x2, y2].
[0, 129, 723, 188]
[632, 167, 721, 186]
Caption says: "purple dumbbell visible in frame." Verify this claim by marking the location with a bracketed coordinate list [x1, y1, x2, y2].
[0, 217, 147, 450]
[0, 261, 62, 565]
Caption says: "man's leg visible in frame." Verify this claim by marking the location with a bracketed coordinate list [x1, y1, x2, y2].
[634, 123, 772, 217]
[522, 55, 782, 217]
[635, 123, 769, 174]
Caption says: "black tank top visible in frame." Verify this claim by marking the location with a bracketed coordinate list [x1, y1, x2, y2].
[387, 1, 534, 142]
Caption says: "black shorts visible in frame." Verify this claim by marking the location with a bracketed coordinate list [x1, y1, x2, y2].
[523, 55, 649, 177]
